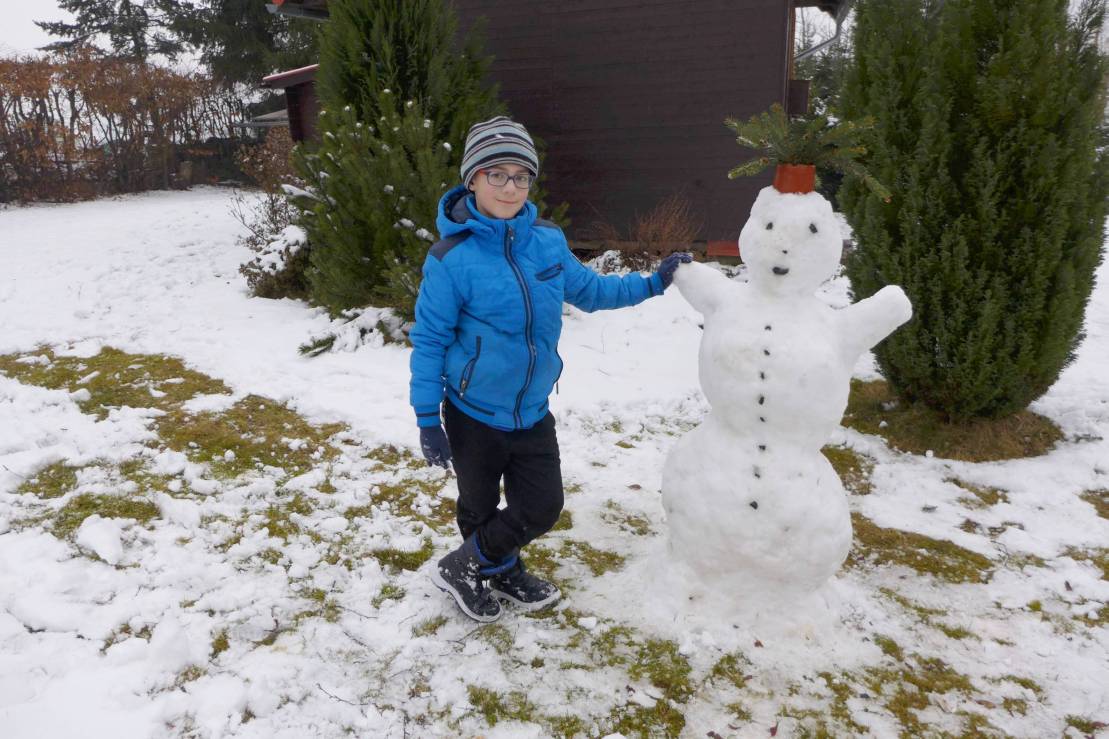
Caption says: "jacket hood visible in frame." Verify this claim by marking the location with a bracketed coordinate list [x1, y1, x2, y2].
[436, 185, 539, 244]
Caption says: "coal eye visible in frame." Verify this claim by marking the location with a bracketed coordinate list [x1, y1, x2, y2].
[765, 222, 774, 230]
[809, 223, 818, 234]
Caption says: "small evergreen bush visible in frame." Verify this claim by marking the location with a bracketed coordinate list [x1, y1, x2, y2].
[840, 0, 1108, 421]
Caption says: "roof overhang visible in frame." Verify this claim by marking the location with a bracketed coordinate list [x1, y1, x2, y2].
[794, 0, 849, 16]
[261, 63, 319, 89]
[265, 0, 329, 22]
[231, 108, 290, 129]
[795, 0, 852, 61]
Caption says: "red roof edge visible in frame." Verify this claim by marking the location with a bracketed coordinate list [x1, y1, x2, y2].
[261, 63, 319, 88]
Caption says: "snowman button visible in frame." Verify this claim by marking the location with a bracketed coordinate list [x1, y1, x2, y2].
[749, 501, 759, 510]
[753, 468, 761, 479]
[759, 372, 766, 380]
[758, 444, 766, 451]
[764, 325, 772, 331]
[764, 349, 771, 356]
[759, 416, 766, 423]
[758, 395, 765, 405]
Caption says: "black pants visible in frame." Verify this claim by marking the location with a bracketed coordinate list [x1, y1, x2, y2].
[443, 397, 564, 561]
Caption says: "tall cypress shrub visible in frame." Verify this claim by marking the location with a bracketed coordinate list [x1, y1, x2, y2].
[840, 0, 1109, 421]
[294, 0, 501, 315]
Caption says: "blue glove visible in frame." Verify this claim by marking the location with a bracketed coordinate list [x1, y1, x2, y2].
[420, 425, 452, 469]
[656, 252, 693, 289]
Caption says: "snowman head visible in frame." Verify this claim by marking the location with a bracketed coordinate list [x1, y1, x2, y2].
[737, 186, 841, 296]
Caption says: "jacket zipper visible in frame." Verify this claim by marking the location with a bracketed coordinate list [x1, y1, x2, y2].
[459, 335, 482, 397]
[504, 226, 535, 429]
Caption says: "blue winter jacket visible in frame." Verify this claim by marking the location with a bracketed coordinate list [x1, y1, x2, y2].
[409, 185, 664, 431]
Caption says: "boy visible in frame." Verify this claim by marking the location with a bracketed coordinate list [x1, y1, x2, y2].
[409, 116, 690, 621]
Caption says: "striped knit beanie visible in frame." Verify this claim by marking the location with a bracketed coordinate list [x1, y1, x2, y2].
[460, 116, 539, 187]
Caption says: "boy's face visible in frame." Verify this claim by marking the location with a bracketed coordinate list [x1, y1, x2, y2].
[469, 162, 530, 220]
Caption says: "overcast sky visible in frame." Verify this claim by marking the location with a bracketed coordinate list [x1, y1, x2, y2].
[0, 0, 74, 56]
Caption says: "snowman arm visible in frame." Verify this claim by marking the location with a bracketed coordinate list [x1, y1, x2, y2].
[839, 285, 913, 352]
[671, 261, 732, 317]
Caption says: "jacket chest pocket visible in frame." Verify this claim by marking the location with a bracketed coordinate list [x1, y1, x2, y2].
[535, 263, 563, 281]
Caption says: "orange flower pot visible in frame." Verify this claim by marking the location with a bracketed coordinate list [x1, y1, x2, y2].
[772, 164, 816, 194]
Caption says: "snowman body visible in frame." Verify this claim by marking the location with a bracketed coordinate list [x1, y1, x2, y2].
[662, 186, 912, 603]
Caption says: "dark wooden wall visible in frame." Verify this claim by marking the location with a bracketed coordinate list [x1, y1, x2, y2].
[286, 83, 319, 143]
[453, 0, 792, 242]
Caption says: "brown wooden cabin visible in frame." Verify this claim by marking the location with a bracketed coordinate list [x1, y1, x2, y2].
[261, 0, 848, 254]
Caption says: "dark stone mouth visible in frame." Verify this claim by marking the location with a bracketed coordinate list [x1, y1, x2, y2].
[772, 266, 790, 275]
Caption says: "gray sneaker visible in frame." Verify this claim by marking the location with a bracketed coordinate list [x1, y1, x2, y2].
[488, 556, 561, 611]
[429, 534, 503, 622]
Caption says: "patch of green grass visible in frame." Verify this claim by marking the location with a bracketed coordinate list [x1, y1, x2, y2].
[412, 615, 448, 638]
[551, 508, 574, 531]
[51, 493, 160, 538]
[477, 624, 514, 655]
[1001, 697, 1028, 715]
[592, 627, 693, 704]
[877, 589, 978, 641]
[259, 548, 284, 565]
[863, 655, 975, 737]
[210, 629, 230, 659]
[1065, 715, 1107, 735]
[821, 445, 874, 495]
[874, 634, 905, 661]
[365, 444, 417, 471]
[517, 544, 573, 596]
[949, 478, 1009, 508]
[119, 458, 182, 497]
[258, 493, 314, 542]
[371, 583, 405, 609]
[842, 379, 1062, 462]
[564, 482, 583, 495]
[0, 347, 231, 419]
[1064, 547, 1109, 581]
[727, 702, 753, 722]
[1081, 489, 1108, 520]
[600, 500, 653, 536]
[173, 665, 207, 689]
[819, 671, 868, 734]
[996, 675, 1043, 697]
[295, 587, 340, 623]
[16, 461, 79, 499]
[156, 394, 343, 479]
[545, 714, 589, 738]
[1077, 602, 1109, 628]
[849, 513, 993, 584]
[100, 623, 152, 653]
[371, 537, 434, 572]
[466, 685, 539, 727]
[630, 639, 693, 703]
[560, 540, 626, 576]
[357, 478, 455, 532]
[603, 701, 685, 739]
[936, 623, 975, 640]
[709, 652, 750, 690]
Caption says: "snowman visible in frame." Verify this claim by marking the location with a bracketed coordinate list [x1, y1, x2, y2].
[661, 185, 912, 609]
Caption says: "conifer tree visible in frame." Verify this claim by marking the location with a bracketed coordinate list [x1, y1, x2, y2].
[293, 0, 502, 316]
[839, 0, 1109, 421]
[171, 0, 320, 89]
[36, 0, 184, 62]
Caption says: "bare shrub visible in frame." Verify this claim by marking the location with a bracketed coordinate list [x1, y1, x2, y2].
[590, 193, 702, 272]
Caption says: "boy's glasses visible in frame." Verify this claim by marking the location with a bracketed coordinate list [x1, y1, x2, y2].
[480, 169, 533, 189]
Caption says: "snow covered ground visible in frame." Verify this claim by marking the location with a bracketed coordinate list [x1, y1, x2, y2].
[0, 187, 1106, 738]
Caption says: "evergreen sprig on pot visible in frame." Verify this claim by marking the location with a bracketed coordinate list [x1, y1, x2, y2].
[725, 103, 891, 201]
